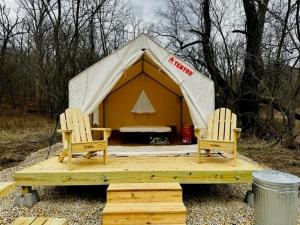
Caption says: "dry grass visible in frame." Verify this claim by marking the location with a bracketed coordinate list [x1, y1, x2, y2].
[0, 113, 57, 170]
[239, 138, 300, 177]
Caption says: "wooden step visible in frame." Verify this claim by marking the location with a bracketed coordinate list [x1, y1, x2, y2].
[0, 182, 15, 198]
[103, 202, 186, 225]
[107, 183, 182, 202]
[11, 217, 67, 225]
[107, 183, 182, 191]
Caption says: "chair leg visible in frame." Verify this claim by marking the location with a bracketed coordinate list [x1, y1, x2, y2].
[233, 142, 237, 167]
[103, 149, 107, 165]
[58, 150, 67, 162]
[68, 149, 71, 170]
[198, 148, 202, 163]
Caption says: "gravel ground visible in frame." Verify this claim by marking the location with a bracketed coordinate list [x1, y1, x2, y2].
[0, 144, 256, 225]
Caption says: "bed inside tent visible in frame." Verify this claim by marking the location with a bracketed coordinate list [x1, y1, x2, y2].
[95, 53, 193, 144]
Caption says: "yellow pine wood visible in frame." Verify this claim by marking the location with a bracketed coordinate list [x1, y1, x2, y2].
[57, 108, 110, 169]
[224, 108, 231, 141]
[67, 131, 72, 170]
[103, 202, 186, 214]
[65, 109, 75, 143]
[103, 212, 186, 225]
[108, 183, 181, 191]
[43, 218, 68, 225]
[78, 111, 87, 142]
[199, 140, 234, 151]
[103, 182, 186, 224]
[30, 218, 48, 225]
[59, 113, 68, 149]
[11, 217, 36, 225]
[14, 155, 262, 186]
[207, 112, 214, 139]
[0, 181, 15, 198]
[71, 141, 106, 152]
[107, 190, 182, 203]
[83, 114, 93, 141]
[231, 113, 237, 142]
[212, 109, 220, 140]
[11, 217, 67, 225]
[107, 183, 182, 203]
[70, 109, 81, 143]
[197, 108, 241, 165]
[218, 108, 226, 141]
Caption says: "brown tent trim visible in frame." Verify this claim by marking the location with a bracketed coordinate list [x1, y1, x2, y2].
[143, 72, 182, 97]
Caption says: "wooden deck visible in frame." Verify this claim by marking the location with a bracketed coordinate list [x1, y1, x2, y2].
[14, 153, 262, 186]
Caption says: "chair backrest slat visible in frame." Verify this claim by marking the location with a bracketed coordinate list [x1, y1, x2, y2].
[207, 114, 214, 139]
[83, 114, 93, 141]
[212, 109, 220, 140]
[68, 109, 81, 143]
[230, 113, 237, 142]
[224, 108, 231, 141]
[78, 111, 88, 143]
[218, 108, 226, 141]
[62, 108, 93, 144]
[65, 109, 75, 143]
[207, 108, 237, 142]
[60, 113, 68, 149]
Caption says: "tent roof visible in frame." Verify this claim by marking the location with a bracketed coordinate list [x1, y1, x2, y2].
[69, 33, 215, 128]
[109, 53, 182, 97]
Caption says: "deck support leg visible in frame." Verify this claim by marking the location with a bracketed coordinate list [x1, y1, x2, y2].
[21, 186, 32, 195]
[15, 186, 39, 208]
[244, 190, 254, 207]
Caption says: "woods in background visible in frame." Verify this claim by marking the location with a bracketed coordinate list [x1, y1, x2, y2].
[156, 0, 300, 146]
[0, 0, 299, 146]
[0, 0, 150, 114]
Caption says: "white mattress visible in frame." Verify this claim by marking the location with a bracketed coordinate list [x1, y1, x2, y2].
[120, 126, 172, 133]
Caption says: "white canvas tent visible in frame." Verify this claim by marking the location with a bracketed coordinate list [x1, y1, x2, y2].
[69, 34, 215, 128]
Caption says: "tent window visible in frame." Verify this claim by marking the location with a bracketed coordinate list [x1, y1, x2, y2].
[131, 90, 156, 114]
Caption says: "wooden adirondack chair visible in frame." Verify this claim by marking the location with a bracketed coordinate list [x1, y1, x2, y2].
[194, 108, 241, 165]
[57, 108, 111, 170]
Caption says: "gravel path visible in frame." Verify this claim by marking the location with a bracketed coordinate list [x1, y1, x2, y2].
[1, 144, 255, 225]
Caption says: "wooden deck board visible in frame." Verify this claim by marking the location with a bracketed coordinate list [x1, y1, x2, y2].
[0, 181, 16, 197]
[14, 155, 262, 186]
[11, 217, 67, 225]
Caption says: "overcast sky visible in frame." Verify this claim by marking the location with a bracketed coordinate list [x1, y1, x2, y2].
[3, 0, 164, 20]
[128, 0, 163, 20]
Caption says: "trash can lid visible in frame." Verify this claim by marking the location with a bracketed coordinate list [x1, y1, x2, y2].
[253, 170, 300, 185]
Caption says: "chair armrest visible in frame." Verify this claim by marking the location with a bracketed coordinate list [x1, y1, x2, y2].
[233, 128, 242, 139]
[91, 128, 111, 140]
[57, 129, 72, 134]
[194, 128, 207, 139]
[91, 128, 111, 131]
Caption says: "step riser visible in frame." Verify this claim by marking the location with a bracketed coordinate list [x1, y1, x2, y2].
[103, 212, 186, 225]
[107, 190, 182, 202]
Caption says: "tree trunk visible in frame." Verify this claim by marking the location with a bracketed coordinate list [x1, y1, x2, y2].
[238, 0, 269, 132]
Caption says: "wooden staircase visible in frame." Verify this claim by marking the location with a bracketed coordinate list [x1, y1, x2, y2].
[102, 183, 186, 225]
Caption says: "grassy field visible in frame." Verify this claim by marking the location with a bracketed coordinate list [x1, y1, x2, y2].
[0, 113, 58, 170]
[0, 112, 299, 177]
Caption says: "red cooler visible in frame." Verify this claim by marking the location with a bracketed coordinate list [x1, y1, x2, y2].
[182, 125, 194, 144]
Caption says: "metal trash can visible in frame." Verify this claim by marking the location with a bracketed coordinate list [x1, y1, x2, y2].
[252, 170, 300, 225]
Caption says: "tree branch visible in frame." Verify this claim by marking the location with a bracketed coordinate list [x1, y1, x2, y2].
[232, 29, 246, 34]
